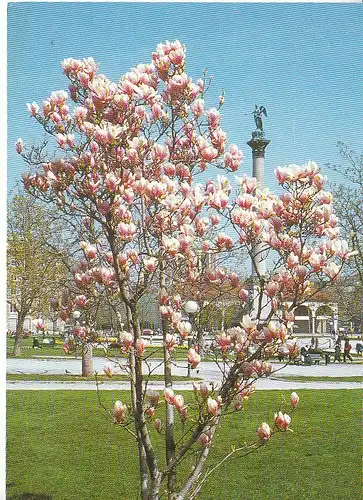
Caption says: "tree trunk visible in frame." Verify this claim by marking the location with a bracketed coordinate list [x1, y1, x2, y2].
[131, 305, 160, 499]
[163, 323, 177, 497]
[13, 311, 26, 357]
[175, 417, 220, 500]
[130, 347, 149, 500]
[81, 343, 93, 377]
[160, 264, 177, 497]
[197, 329, 205, 359]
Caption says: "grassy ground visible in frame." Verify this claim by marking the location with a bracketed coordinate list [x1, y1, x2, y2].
[271, 375, 362, 383]
[6, 389, 361, 500]
[6, 373, 200, 382]
[7, 338, 363, 366]
[6, 337, 190, 360]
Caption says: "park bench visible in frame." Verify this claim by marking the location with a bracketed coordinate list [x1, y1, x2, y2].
[304, 353, 323, 365]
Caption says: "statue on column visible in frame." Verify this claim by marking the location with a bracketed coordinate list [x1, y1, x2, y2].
[252, 105, 267, 137]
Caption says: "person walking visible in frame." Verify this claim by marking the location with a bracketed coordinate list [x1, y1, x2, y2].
[343, 340, 353, 362]
[334, 341, 341, 362]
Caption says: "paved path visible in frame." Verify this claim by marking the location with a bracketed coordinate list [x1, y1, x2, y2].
[7, 357, 362, 377]
[6, 379, 361, 391]
[7, 357, 361, 391]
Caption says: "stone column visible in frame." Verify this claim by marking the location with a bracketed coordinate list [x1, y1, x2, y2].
[247, 134, 270, 320]
[309, 304, 318, 337]
[332, 304, 339, 337]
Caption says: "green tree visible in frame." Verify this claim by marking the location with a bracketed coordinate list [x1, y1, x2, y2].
[7, 193, 69, 356]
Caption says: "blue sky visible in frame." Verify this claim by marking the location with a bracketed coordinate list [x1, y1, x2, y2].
[7, 2, 363, 192]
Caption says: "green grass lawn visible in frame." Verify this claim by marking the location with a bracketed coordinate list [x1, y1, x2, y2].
[6, 389, 361, 500]
[271, 375, 362, 383]
[7, 338, 362, 364]
[6, 338, 190, 360]
[6, 373, 199, 382]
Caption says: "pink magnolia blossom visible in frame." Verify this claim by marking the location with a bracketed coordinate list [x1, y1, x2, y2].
[322, 261, 340, 279]
[205, 108, 220, 129]
[265, 281, 280, 297]
[274, 411, 291, 431]
[26, 101, 39, 116]
[241, 315, 257, 334]
[151, 102, 164, 121]
[162, 235, 180, 256]
[207, 397, 219, 416]
[144, 257, 158, 273]
[136, 338, 148, 357]
[154, 418, 163, 434]
[118, 222, 137, 241]
[257, 422, 271, 441]
[236, 175, 257, 194]
[191, 98, 204, 117]
[103, 363, 113, 378]
[238, 383, 256, 400]
[120, 331, 133, 353]
[105, 173, 119, 192]
[331, 239, 350, 259]
[33, 319, 45, 331]
[241, 361, 254, 378]
[216, 333, 231, 353]
[229, 272, 240, 288]
[198, 433, 210, 448]
[74, 295, 88, 308]
[84, 244, 97, 260]
[215, 233, 233, 250]
[113, 400, 127, 424]
[210, 214, 221, 225]
[192, 381, 200, 393]
[201, 146, 218, 163]
[187, 348, 201, 369]
[286, 253, 299, 269]
[56, 133, 67, 149]
[177, 321, 192, 339]
[199, 383, 209, 399]
[174, 394, 185, 413]
[74, 106, 88, 124]
[165, 334, 178, 351]
[15, 138, 23, 154]
[239, 288, 249, 302]
[252, 359, 272, 377]
[164, 388, 175, 405]
[290, 392, 300, 408]
[264, 321, 287, 343]
[151, 143, 169, 163]
[146, 390, 160, 407]
[145, 407, 156, 418]
[225, 144, 244, 171]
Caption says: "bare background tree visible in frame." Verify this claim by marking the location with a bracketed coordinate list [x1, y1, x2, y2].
[326, 143, 362, 330]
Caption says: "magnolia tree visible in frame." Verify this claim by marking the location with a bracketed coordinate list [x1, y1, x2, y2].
[17, 40, 352, 499]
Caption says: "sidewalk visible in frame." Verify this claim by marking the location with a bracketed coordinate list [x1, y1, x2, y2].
[6, 378, 361, 391]
[7, 357, 362, 391]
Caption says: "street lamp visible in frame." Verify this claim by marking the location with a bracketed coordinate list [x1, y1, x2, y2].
[73, 310, 81, 322]
[184, 300, 199, 377]
[184, 301, 199, 316]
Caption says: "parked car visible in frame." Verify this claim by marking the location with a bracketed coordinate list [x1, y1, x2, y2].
[142, 329, 153, 337]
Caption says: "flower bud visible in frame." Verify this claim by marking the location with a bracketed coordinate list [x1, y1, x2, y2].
[257, 422, 271, 441]
[15, 138, 23, 154]
[103, 363, 113, 378]
[290, 392, 300, 408]
[154, 418, 163, 434]
[113, 401, 127, 424]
